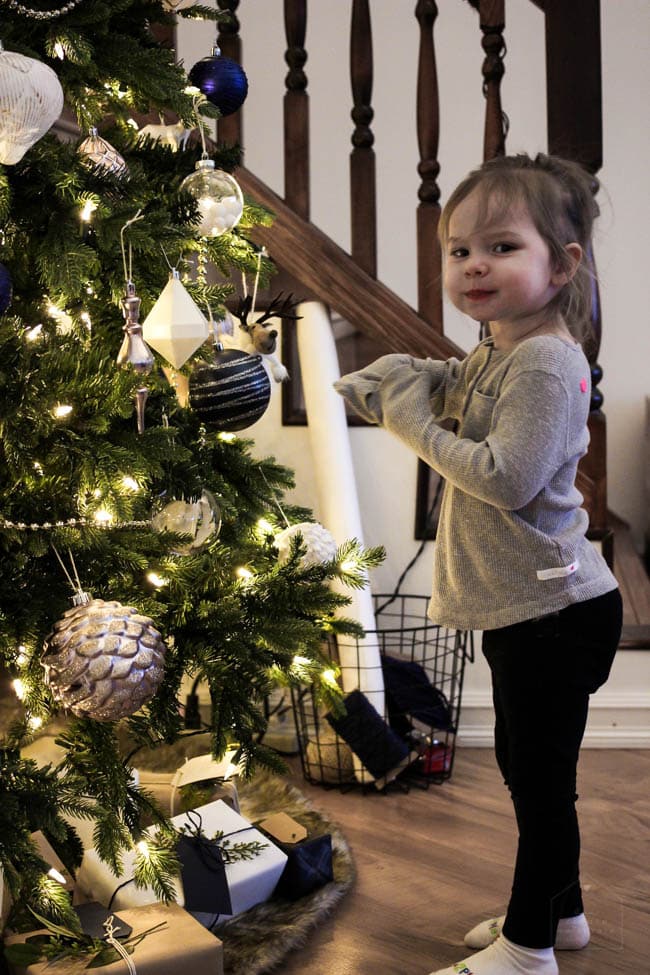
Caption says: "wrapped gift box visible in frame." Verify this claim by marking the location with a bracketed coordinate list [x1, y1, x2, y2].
[3, 902, 223, 975]
[76, 800, 287, 926]
[257, 812, 334, 901]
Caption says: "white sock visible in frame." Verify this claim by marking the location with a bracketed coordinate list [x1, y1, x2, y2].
[464, 913, 590, 951]
[428, 935, 558, 975]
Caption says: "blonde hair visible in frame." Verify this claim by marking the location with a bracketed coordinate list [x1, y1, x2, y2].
[438, 153, 600, 343]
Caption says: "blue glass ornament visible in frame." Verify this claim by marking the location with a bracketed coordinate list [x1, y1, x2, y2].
[188, 45, 248, 118]
[0, 262, 12, 315]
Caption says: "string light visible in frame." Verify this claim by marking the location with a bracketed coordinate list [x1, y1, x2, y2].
[47, 867, 67, 884]
[94, 509, 113, 524]
[13, 678, 25, 699]
[53, 42, 65, 60]
[136, 840, 150, 857]
[321, 669, 339, 689]
[146, 571, 168, 588]
[28, 715, 43, 732]
[25, 324, 43, 341]
[80, 311, 92, 329]
[121, 476, 140, 492]
[53, 404, 73, 418]
[33, 462, 43, 474]
[16, 646, 28, 667]
[340, 559, 358, 572]
[218, 432, 236, 443]
[256, 518, 274, 534]
[80, 199, 97, 223]
[236, 567, 254, 581]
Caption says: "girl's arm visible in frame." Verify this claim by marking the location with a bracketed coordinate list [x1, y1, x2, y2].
[377, 363, 576, 510]
[334, 354, 466, 425]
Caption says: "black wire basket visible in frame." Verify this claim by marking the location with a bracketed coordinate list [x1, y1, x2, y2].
[291, 594, 472, 791]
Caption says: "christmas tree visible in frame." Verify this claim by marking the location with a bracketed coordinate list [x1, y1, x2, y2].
[0, 0, 382, 929]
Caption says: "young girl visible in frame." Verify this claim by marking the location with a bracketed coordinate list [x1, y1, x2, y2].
[334, 152, 622, 975]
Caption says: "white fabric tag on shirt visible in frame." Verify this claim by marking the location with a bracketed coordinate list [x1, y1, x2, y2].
[536, 560, 580, 581]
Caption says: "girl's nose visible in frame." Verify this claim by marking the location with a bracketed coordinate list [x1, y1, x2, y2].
[465, 261, 488, 277]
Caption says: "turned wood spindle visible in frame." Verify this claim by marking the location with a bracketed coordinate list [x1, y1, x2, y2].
[415, 0, 443, 332]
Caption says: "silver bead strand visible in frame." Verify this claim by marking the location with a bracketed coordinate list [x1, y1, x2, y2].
[2, 0, 85, 21]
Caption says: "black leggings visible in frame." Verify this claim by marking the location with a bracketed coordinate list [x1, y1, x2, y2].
[482, 588, 623, 949]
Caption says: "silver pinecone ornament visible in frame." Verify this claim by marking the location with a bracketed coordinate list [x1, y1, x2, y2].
[42, 593, 167, 721]
[274, 522, 338, 568]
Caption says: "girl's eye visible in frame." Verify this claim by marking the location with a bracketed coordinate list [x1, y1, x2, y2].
[493, 242, 516, 254]
[449, 247, 468, 258]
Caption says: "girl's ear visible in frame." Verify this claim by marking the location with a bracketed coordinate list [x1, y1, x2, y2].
[551, 242, 583, 286]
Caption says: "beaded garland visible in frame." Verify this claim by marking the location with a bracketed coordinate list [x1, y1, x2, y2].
[1, 0, 85, 19]
[0, 516, 150, 531]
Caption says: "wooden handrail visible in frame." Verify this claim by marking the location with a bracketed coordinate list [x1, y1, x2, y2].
[237, 165, 463, 361]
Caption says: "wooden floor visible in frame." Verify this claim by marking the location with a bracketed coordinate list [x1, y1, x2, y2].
[279, 748, 650, 975]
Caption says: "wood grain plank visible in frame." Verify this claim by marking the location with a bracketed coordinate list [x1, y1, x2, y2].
[278, 749, 650, 975]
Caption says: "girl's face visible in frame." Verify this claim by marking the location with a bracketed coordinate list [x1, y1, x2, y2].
[443, 189, 568, 334]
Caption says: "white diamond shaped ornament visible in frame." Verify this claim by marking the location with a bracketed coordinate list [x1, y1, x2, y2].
[142, 271, 209, 369]
[0, 47, 64, 165]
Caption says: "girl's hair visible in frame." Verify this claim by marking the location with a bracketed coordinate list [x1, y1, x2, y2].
[438, 153, 600, 343]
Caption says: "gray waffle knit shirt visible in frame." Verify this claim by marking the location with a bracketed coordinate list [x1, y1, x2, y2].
[334, 335, 617, 630]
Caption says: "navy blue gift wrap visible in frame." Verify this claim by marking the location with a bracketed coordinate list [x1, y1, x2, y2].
[325, 688, 409, 779]
[381, 654, 455, 732]
[270, 832, 334, 901]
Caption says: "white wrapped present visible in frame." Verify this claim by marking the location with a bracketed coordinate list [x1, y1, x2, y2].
[75, 800, 288, 926]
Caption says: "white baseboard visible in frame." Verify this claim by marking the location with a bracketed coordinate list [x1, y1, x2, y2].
[458, 690, 650, 748]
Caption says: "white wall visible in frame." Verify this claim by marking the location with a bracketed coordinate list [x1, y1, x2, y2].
[177, 1, 650, 744]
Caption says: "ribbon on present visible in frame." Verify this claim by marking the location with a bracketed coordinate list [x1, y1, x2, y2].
[104, 915, 137, 974]
[177, 809, 233, 915]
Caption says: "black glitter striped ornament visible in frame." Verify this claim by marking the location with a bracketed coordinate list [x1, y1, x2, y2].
[189, 347, 271, 431]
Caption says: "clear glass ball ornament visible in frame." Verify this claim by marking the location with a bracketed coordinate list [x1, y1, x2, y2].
[151, 489, 221, 555]
[180, 158, 244, 238]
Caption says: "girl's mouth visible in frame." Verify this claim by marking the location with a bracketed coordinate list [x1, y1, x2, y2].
[465, 290, 495, 300]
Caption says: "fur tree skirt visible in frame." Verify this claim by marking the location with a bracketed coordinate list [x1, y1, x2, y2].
[125, 734, 355, 975]
[223, 771, 354, 975]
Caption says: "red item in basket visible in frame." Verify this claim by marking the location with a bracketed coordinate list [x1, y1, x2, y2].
[420, 743, 451, 774]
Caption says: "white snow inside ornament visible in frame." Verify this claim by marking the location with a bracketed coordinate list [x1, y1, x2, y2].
[0, 44, 64, 165]
[152, 489, 221, 555]
[275, 522, 338, 569]
[179, 158, 244, 237]
[143, 269, 209, 369]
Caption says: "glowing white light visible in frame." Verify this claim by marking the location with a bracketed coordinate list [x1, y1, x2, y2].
[236, 567, 254, 581]
[80, 311, 91, 329]
[184, 85, 201, 96]
[13, 678, 25, 700]
[94, 509, 113, 524]
[53, 42, 65, 60]
[256, 518, 274, 534]
[53, 404, 73, 418]
[218, 432, 236, 443]
[147, 572, 168, 588]
[28, 716, 43, 732]
[25, 324, 43, 341]
[16, 646, 28, 667]
[292, 655, 311, 667]
[321, 669, 339, 688]
[340, 559, 357, 572]
[93, 488, 102, 498]
[122, 476, 139, 492]
[47, 867, 67, 884]
[136, 841, 149, 857]
[80, 199, 97, 222]
[127, 118, 140, 130]
[33, 461, 43, 474]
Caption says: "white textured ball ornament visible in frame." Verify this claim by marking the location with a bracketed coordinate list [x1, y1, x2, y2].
[42, 595, 167, 721]
[0, 45, 64, 165]
[274, 522, 338, 569]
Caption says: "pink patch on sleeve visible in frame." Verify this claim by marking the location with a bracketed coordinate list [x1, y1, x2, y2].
[580, 378, 588, 393]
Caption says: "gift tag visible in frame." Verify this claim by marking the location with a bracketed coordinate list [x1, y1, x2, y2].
[171, 750, 241, 789]
[75, 902, 133, 940]
[258, 813, 307, 844]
